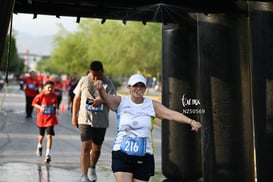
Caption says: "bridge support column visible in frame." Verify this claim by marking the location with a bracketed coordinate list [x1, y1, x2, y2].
[197, 13, 255, 182]
[162, 21, 202, 181]
[249, 2, 273, 182]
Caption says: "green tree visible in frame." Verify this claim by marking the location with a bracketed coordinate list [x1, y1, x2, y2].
[36, 58, 57, 73]
[1, 34, 24, 75]
[39, 19, 161, 78]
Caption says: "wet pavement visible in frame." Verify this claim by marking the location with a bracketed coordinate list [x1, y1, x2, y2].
[0, 162, 114, 182]
[0, 85, 165, 182]
[0, 107, 118, 182]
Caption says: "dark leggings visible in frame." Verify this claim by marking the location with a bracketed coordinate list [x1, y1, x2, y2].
[26, 96, 35, 117]
[57, 95, 62, 109]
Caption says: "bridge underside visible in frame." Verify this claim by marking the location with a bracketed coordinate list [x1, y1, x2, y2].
[12, 0, 245, 23]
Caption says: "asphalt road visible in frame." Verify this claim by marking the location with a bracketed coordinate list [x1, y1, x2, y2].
[0, 84, 164, 182]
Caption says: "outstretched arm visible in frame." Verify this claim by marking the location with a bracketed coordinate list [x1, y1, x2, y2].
[95, 80, 121, 111]
[153, 100, 202, 132]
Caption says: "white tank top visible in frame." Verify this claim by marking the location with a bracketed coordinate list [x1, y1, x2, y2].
[113, 96, 156, 155]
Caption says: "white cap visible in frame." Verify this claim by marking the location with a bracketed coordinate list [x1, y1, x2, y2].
[128, 74, 147, 87]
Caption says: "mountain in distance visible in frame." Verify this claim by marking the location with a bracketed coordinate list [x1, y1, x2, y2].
[13, 31, 54, 70]
[14, 31, 54, 57]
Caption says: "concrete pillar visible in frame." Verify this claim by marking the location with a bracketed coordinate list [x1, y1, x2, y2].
[162, 20, 202, 181]
[197, 13, 255, 182]
[249, 2, 273, 182]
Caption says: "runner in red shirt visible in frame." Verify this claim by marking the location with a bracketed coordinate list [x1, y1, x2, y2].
[54, 76, 64, 109]
[24, 70, 41, 118]
[32, 80, 59, 163]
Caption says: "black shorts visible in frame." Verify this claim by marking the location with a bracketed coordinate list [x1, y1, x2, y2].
[38, 126, 55, 136]
[112, 150, 155, 181]
[79, 124, 106, 145]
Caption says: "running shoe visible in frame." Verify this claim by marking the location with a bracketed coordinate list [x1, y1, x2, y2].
[89, 167, 97, 182]
[36, 147, 42, 157]
[44, 155, 51, 163]
[80, 175, 91, 182]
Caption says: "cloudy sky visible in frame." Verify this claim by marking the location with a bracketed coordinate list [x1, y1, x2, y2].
[12, 13, 78, 36]
[10, 13, 80, 58]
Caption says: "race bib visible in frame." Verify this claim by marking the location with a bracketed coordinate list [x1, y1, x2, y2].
[85, 98, 103, 112]
[42, 105, 54, 115]
[55, 90, 62, 96]
[120, 137, 146, 156]
[27, 83, 36, 89]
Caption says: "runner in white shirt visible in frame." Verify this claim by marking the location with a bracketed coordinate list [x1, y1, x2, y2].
[95, 74, 202, 182]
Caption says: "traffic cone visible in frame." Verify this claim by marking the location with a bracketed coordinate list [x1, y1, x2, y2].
[61, 102, 66, 112]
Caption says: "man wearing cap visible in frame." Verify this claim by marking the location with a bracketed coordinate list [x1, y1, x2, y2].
[72, 61, 116, 182]
[94, 74, 202, 182]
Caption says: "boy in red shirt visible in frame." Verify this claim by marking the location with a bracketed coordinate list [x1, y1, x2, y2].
[32, 80, 59, 163]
